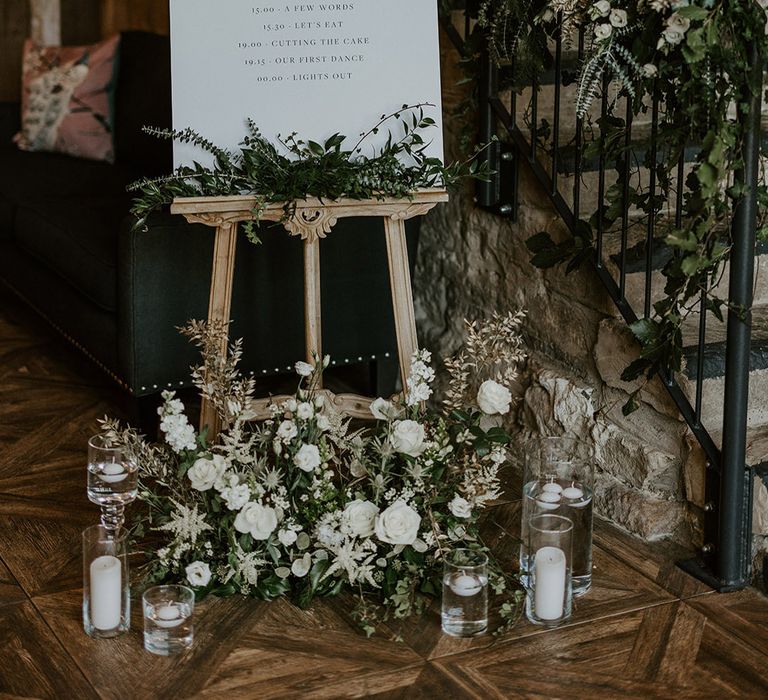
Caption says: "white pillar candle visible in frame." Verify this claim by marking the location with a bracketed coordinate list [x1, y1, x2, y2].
[542, 482, 563, 495]
[536, 492, 561, 511]
[99, 462, 127, 484]
[155, 604, 185, 628]
[534, 546, 566, 620]
[90, 555, 122, 630]
[449, 573, 482, 597]
[562, 485, 584, 500]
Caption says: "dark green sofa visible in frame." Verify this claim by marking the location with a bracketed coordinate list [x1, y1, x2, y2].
[0, 32, 418, 403]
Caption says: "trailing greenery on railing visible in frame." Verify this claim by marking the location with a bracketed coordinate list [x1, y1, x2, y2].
[450, 0, 768, 411]
[129, 104, 491, 242]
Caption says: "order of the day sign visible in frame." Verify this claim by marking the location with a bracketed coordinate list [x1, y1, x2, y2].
[169, 0, 444, 169]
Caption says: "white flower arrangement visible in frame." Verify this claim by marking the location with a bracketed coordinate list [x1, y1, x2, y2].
[101, 312, 528, 635]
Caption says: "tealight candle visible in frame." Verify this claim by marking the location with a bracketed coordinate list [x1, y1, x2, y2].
[562, 485, 584, 501]
[536, 492, 561, 511]
[99, 462, 127, 484]
[542, 482, 563, 495]
[155, 603, 184, 628]
[449, 573, 483, 597]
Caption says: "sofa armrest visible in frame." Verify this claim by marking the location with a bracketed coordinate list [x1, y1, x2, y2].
[0, 103, 20, 145]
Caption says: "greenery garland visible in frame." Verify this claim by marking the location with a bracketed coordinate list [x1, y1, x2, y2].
[129, 104, 492, 242]
[448, 0, 768, 412]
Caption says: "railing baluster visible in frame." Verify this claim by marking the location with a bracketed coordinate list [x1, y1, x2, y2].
[531, 75, 538, 161]
[695, 290, 708, 425]
[551, 13, 563, 195]
[645, 85, 659, 319]
[596, 74, 609, 268]
[675, 150, 685, 229]
[619, 94, 633, 298]
[573, 27, 585, 219]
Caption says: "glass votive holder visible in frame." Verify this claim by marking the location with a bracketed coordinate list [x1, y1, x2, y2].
[521, 435, 594, 596]
[525, 514, 573, 628]
[143, 585, 195, 655]
[441, 548, 489, 637]
[82, 524, 130, 639]
[87, 434, 138, 535]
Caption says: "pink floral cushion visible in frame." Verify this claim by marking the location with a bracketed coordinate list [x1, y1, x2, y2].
[15, 35, 120, 163]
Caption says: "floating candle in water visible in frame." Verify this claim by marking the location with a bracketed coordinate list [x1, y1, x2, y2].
[562, 484, 584, 500]
[155, 603, 185, 628]
[449, 573, 483, 597]
[99, 462, 127, 484]
[536, 492, 561, 511]
[542, 482, 563, 495]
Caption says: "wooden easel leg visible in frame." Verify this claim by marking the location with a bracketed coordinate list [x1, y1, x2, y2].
[384, 216, 419, 397]
[201, 221, 238, 439]
[304, 237, 323, 387]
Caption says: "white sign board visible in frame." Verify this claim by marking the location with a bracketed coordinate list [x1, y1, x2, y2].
[170, 0, 443, 169]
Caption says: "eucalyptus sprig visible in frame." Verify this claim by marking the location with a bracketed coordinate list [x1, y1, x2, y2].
[129, 104, 494, 237]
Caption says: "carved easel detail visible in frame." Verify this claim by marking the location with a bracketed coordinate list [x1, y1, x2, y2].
[171, 188, 449, 440]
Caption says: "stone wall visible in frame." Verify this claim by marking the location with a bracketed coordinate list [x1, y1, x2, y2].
[414, 33, 704, 549]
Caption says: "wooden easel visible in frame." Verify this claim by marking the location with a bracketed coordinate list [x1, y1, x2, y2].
[171, 189, 448, 439]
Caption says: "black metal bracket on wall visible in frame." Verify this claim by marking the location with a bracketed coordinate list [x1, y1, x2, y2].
[475, 45, 519, 220]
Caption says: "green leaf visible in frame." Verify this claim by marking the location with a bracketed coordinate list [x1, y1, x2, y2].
[676, 6, 710, 20]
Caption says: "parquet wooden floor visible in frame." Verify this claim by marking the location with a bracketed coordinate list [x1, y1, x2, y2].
[1, 289, 768, 699]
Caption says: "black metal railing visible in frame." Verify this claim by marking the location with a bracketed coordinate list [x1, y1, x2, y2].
[442, 5, 761, 589]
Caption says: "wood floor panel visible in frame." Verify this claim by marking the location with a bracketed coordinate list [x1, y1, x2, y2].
[0, 600, 97, 699]
[0, 556, 25, 607]
[432, 601, 768, 698]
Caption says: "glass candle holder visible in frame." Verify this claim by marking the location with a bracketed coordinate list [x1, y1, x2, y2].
[441, 548, 489, 637]
[87, 434, 138, 535]
[525, 514, 573, 627]
[82, 524, 130, 638]
[520, 435, 594, 595]
[143, 585, 195, 656]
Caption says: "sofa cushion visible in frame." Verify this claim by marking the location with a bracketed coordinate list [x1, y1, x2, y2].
[13, 196, 129, 311]
[16, 36, 120, 162]
[113, 32, 172, 174]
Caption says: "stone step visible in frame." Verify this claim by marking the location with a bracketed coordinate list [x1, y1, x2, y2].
[596, 318, 768, 466]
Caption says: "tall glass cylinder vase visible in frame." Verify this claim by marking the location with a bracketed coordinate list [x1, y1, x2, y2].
[520, 435, 594, 595]
[525, 514, 573, 627]
[83, 524, 130, 639]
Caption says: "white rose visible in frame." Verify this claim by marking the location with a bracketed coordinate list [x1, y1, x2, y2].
[609, 8, 627, 27]
[390, 420, 426, 457]
[375, 500, 422, 545]
[185, 561, 211, 587]
[278, 529, 298, 547]
[448, 495, 473, 519]
[370, 397, 397, 421]
[297, 402, 314, 420]
[476, 379, 512, 415]
[316, 414, 331, 432]
[643, 63, 658, 77]
[285, 399, 298, 413]
[222, 483, 251, 511]
[666, 12, 691, 32]
[187, 455, 227, 491]
[234, 502, 278, 540]
[661, 27, 684, 45]
[291, 552, 312, 577]
[276, 420, 298, 442]
[595, 0, 611, 17]
[295, 361, 313, 377]
[294, 443, 322, 472]
[343, 500, 379, 538]
[594, 22, 613, 40]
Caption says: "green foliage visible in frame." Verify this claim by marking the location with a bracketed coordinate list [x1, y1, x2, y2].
[129, 104, 494, 232]
[467, 0, 768, 407]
